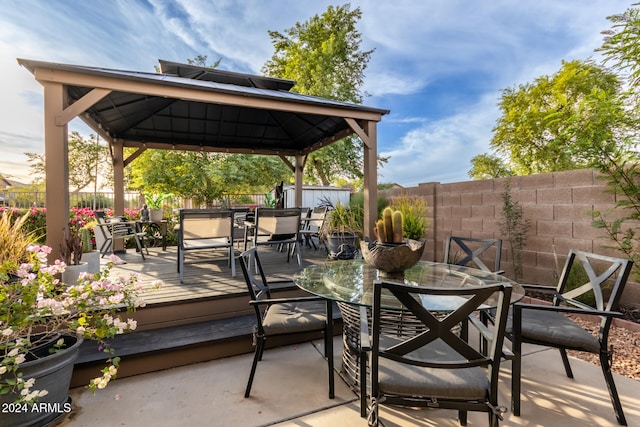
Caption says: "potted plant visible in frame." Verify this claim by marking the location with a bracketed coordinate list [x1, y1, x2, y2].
[60, 222, 89, 284]
[320, 202, 363, 260]
[361, 203, 427, 279]
[80, 222, 100, 275]
[144, 193, 171, 222]
[0, 241, 160, 426]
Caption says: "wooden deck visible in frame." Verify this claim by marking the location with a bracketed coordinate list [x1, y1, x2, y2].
[71, 242, 335, 386]
[108, 242, 330, 305]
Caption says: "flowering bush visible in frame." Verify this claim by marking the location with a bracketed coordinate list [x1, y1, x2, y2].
[0, 245, 161, 403]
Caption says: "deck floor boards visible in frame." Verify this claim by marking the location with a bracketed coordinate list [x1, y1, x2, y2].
[106, 243, 331, 305]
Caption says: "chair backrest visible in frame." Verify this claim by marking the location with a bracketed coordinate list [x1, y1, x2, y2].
[444, 236, 502, 273]
[94, 211, 112, 239]
[180, 209, 233, 241]
[305, 207, 328, 231]
[554, 250, 633, 313]
[239, 247, 271, 301]
[239, 248, 272, 333]
[254, 208, 301, 236]
[370, 279, 512, 394]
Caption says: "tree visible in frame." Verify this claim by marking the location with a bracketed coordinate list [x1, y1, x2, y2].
[580, 4, 640, 278]
[470, 60, 622, 178]
[468, 154, 512, 180]
[494, 60, 620, 174]
[128, 150, 291, 206]
[598, 6, 640, 95]
[263, 4, 380, 185]
[25, 131, 111, 193]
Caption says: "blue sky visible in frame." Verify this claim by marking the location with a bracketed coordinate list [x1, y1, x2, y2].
[0, 0, 632, 186]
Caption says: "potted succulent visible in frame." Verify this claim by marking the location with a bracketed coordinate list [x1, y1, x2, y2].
[0, 237, 160, 426]
[361, 203, 428, 279]
[320, 202, 363, 260]
[144, 193, 171, 222]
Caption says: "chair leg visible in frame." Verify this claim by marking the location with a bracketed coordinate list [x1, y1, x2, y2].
[360, 348, 367, 418]
[559, 348, 574, 378]
[326, 302, 335, 399]
[511, 340, 522, 416]
[179, 251, 185, 284]
[294, 241, 302, 268]
[133, 236, 146, 260]
[459, 409, 467, 426]
[600, 350, 628, 425]
[245, 338, 265, 398]
[229, 246, 236, 277]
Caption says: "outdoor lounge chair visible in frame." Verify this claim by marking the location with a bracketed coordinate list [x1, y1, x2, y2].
[509, 249, 633, 425]
[239, 248, 334, 399]
[364, 279, 512, 426]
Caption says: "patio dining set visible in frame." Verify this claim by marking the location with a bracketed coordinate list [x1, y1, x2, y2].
[95, 208, 634, 426]
[238, 230, 633, 426]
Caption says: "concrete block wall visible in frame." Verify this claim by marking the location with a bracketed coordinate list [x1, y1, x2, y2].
[379, 168, 639, 308]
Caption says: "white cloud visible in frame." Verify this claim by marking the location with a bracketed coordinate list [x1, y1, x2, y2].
[379, 95, 500, 185]
[0, 0, 633, 186]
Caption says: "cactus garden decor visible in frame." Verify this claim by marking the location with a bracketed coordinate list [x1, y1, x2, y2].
[361, 207, 425, 279]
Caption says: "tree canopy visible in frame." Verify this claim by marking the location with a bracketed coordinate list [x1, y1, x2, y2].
[262, 4, 377, 185]
[26, 131, 111, 192]
[470, 60, 623, 178]
[128, 151, 291, 207]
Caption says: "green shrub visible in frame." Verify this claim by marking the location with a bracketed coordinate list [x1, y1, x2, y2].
[390, 196, 430, 240]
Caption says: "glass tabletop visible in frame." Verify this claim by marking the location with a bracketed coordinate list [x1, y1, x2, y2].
[293, 260, 525, 310]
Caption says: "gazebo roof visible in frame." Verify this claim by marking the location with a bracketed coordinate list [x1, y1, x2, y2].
[18, 58, 389, 156]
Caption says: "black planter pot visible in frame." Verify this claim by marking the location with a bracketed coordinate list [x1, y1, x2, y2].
[0, 335, 83, 427]
[326, 232, 359, 260]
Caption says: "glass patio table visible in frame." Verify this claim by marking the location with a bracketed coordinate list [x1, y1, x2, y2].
[293, 260, 524, 387]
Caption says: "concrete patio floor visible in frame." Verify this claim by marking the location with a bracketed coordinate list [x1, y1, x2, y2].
[61, 336, 639, 427]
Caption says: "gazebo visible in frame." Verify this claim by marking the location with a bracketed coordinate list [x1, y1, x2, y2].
[18, 59, 389, 258]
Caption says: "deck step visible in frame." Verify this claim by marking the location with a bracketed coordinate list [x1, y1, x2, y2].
[76, 314, 256, 364]
[72, 315, 256, 388]
[71, 311, 342, 388]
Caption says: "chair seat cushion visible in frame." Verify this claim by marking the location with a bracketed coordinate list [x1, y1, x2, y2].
[378, 338, 489, 400]
[508, 308, 600, 353]
[262, 300, 327, 335]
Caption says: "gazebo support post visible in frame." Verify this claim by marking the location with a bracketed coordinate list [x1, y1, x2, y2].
[112, 140, 126, 252]
[295, 155, 304, 207]
[43, 82, 69, 263]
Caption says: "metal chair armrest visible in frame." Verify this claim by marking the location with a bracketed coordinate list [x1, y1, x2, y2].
[249, 295, 327, 307]
[514, 302, 624, 318]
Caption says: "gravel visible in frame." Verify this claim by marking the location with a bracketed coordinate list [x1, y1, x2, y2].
[567, 315, 640, 381]
[521, 293, 640, 381]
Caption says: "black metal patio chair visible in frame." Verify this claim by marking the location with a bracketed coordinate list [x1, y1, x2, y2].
[444, 236, 504, 274]
[509, 249, 633, 425]
[364, 279, 512, 427]
[239, 248, 335, 399]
